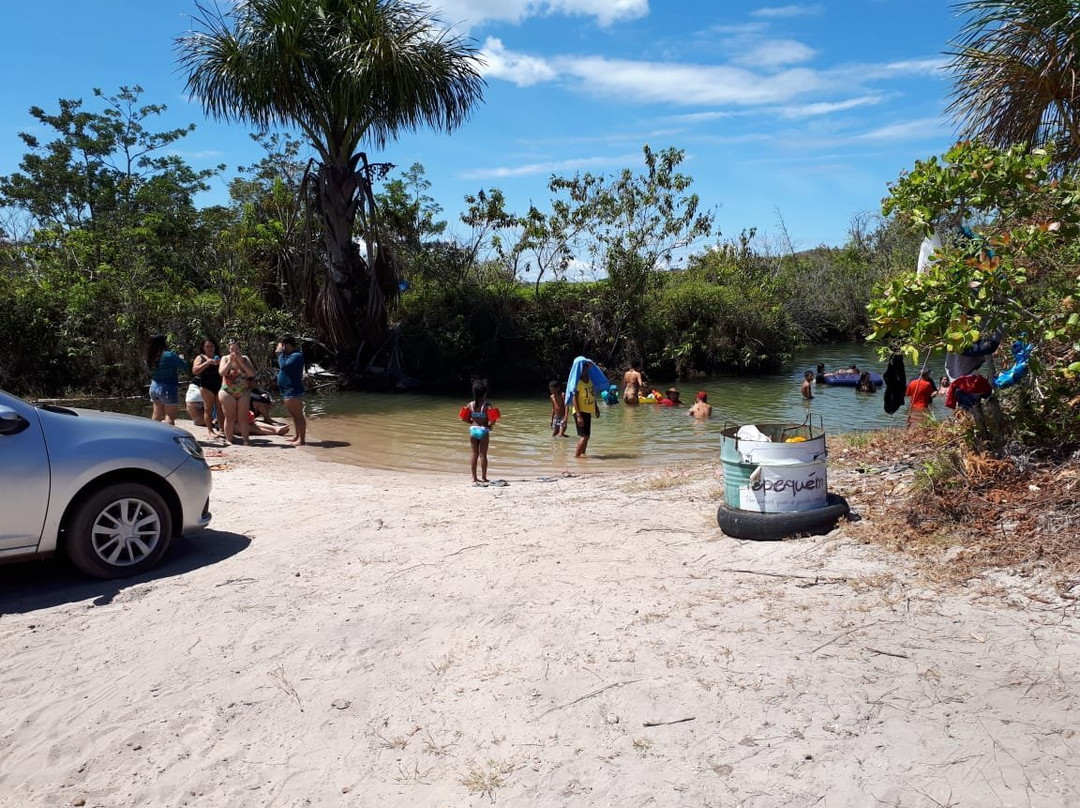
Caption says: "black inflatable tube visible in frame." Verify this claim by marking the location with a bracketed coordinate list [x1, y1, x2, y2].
[716, 494, 850, 541]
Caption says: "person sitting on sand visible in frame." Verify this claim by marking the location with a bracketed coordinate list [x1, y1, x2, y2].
[688, 391, 712, 419]
[233, 409, 291, 438]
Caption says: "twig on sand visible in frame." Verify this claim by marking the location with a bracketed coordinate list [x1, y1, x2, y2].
[216, 577, 256, 587]
[710, 568, 848, 584]
[270, 665, 304, 712]
[810, 621, 884, 654]
[643, 716, 696, 727]
[386, 562, 437, 580]
[445, 543, 488, 558]
[864, 646, 911, 659]
[532, 680, 641, 721]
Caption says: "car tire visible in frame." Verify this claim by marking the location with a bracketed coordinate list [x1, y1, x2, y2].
[65, 482, 174, 578]
[716, 494, 850, 541]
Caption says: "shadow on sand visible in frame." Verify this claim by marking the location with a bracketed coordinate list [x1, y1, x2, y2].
[0, 529, 251, 616]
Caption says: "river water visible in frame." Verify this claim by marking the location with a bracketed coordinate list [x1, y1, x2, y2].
[301, 343, 940, 475]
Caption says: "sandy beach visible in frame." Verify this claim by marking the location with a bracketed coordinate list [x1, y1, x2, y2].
[1, 431, 1078, 808]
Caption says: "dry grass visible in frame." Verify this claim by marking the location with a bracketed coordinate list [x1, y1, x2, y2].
[623, 471, 692, 493]
[460, 759, 516, 802]
[831, 423, 1080, 592]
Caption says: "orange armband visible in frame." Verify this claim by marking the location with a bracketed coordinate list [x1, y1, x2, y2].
[459, 405, 471, 422]
[487, 407, 501, 425]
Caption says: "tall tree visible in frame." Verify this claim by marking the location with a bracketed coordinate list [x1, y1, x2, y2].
[176, 0, 485, 366]
[947, 0, 1080, 165]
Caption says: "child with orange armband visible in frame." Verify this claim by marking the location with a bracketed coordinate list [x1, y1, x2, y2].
[458, 379, 500, 485]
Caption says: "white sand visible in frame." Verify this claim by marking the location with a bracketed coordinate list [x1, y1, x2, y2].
[1, 434, 1077, 807]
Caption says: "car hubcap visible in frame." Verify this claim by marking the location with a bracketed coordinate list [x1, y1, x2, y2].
[91, 498, 162, 566]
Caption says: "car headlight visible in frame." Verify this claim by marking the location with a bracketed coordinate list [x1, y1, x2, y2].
[174, 435, 205, 460]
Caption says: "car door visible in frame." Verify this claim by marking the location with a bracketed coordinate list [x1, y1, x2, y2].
[0, 393, 50, 552]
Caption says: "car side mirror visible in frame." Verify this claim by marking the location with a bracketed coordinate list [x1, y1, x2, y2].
[0, 405, 30, 436]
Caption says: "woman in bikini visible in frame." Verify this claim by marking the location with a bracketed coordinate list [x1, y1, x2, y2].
[218, 339, 257, 445]
[191, 337, 223, 440]
[623, 359, 645, 406]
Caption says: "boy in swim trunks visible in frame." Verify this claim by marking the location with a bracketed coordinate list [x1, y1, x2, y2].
[549, 380, 567, 437]
[459, 379, 500, 484]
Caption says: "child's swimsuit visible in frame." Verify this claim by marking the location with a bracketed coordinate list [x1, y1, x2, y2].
[460, 401, 499, 440]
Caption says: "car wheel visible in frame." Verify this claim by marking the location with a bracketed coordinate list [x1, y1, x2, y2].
[66, 483, 173, 578]
[716, 494, 850, 541]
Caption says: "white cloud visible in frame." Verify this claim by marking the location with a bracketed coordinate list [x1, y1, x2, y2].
[437, 0, 648, 30]
[480, 38, 557, 85]
[751, 4, 823, 19]
[846, 58, 948, 80]
[731, 38, 816, 69]
[776, 95, 885, 119]
[558, 56, 824, 105]
[660, 111, 737, 124]
[459, 153, 640, 180]
[857, 117, 950, 142]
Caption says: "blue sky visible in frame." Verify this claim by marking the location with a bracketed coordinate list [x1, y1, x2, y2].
[0, 1, 960, 254]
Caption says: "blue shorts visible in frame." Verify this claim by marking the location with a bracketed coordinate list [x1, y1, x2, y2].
[469, 425, 490, 441]
[149, 381, 179, 406]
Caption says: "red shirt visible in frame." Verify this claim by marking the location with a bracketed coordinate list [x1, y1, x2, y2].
[905, 378, 935, 409]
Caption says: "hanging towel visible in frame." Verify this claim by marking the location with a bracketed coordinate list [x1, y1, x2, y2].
[565, 356, 610, 408]
[883, 353, 907, 415]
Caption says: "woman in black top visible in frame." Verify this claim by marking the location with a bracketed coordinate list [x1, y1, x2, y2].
[191, 337, 223, 439]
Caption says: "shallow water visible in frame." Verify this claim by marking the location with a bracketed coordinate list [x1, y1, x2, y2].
[302, 344, 941, 475]
[60, 343, 941, 475]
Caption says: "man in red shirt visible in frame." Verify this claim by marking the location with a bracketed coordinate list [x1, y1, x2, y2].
[905, 369, 937, 410]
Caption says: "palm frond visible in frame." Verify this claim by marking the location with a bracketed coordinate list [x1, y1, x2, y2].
[947, 0, 1080, 163]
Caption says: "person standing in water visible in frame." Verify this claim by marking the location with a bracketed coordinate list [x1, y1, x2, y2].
[567, 356, 607, 458]
[623, 359, 645, 405]
[459, 379, 500, 484]
[801, 370, 815, 400]
[549, 380, 567, 437]
[688, 391, 712, 418]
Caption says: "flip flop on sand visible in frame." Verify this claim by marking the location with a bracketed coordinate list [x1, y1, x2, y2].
[489, 479, 509, 487]
[473, 480, 489, 487]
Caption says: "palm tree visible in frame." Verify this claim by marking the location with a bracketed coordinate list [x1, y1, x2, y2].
[947, 0, 1080, 166]
[177, 0, 484, 363]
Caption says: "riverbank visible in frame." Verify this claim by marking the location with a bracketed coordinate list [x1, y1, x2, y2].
[1, 428, 1077, 807]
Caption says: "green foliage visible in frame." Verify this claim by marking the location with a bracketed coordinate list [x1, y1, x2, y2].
[948, 0, 1080, 167]
[177, 0, 486, 361]
[873, 140, 1080, 449]
[658, 249, 796, 375]
[0, 88, 288, 396]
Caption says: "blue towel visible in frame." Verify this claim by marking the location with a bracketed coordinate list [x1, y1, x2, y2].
[565, 356, 610, 408]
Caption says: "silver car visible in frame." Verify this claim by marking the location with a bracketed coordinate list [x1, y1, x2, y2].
[0, 389, 212, 578]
